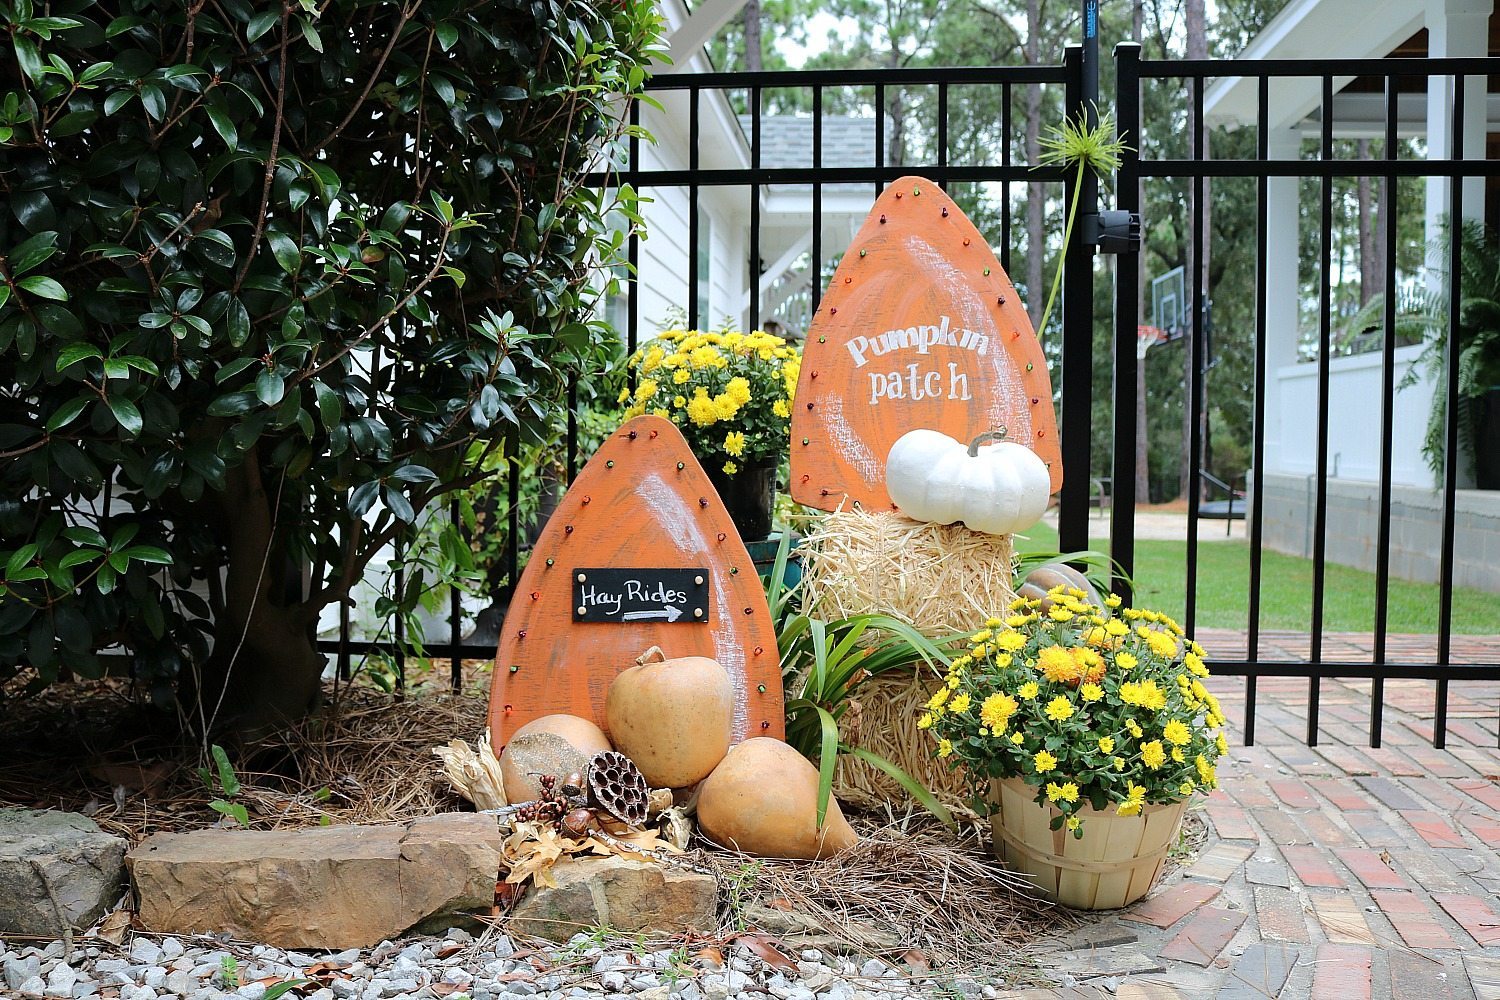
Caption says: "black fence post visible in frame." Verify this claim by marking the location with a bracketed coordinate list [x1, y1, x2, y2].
[1058, 46, 1094, 556]
[1109, 42, 1140, 603]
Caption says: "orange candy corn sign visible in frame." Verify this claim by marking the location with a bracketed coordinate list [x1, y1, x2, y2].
[489, 415, 783, 745]
[790, 176, 1062, 513]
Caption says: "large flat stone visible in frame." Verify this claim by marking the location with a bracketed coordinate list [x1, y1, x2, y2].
[508, 855, 718, 940]
[0, 808, 127, 936]
[127, 813, 503, 949]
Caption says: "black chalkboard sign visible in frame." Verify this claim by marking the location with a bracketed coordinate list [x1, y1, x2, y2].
[571, 568, 710, 624]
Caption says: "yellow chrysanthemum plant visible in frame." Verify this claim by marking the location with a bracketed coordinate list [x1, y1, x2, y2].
[924, 586, 1229, 839]
[620, 330, 801, 477]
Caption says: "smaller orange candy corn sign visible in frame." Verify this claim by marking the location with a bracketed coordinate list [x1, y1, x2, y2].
[790, 176, 1061, 513]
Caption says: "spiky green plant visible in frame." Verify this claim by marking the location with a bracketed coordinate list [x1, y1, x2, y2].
[1399, 218, 1500, 484]
[1034, 107, 1129, 337]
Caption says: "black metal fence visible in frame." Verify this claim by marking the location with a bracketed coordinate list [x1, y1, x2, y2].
[1112, 46, 1500, 748]
[319, 47, 1500, 752]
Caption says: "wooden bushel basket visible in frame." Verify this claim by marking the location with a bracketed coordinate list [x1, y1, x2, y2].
[989, 777, 1187, 910]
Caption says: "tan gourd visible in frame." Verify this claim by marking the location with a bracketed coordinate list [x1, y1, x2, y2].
[696, 737, 858, 860]
[499, 714, 611, 803]
[605, 646, 732, 788]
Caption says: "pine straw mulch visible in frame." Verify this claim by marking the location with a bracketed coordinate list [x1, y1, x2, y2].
[0, 670, 1077, 974]
[0, 669, 490, 843]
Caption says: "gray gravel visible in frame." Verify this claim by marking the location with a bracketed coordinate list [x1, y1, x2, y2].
[0, 929, 1008, 999]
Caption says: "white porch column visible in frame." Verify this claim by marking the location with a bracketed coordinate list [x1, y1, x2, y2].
[1425, 0, 1491, 237]
[1263, 127, 1304, 477]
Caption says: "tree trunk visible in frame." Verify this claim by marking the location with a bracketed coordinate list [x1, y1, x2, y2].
[1024, 0, 1044, 331]
[179, 450, 324, 737]
[743, 0, 761, 73]
[1358, 139, 1382, 305]
[885, 9, 905, 167]
[1181, 0, 1209, 502]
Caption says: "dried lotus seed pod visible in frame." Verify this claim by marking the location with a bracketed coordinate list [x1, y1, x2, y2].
[587, 750, 650, 826]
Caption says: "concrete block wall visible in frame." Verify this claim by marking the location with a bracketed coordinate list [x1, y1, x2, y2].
[1253, 473, 1500, 594]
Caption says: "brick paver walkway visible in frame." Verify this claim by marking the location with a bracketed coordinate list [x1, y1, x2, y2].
[1016, 667, 1500, 999]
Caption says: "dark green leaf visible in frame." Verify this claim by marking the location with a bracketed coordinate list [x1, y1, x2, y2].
[205, 105, 237, 149]
[255, 369, 285, 406]
[267, 232, 300, 275]
[106, 395, 142, 436]
[246, 11, 279, 42]
[45, 397, 90, 431]
[18, 276, 67, 301]
[10, 231, 59, 275]
[56, 344, 101, 372]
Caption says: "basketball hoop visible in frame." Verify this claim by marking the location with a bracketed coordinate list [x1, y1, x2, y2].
[1137, 325, 1167, 359]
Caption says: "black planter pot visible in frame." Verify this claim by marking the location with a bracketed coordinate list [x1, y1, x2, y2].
[1478, 387, 1500, 490]
[706, 458, 778, 543]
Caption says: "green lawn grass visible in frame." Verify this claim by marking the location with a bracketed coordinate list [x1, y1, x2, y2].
[1017, 523, 1499, 634]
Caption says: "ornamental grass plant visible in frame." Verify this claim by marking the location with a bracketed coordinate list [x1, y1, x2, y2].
[621, 330, 801, 477]
[925, 585, 1229, 836]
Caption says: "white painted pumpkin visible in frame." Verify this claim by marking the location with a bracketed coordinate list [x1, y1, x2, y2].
[885, 428, 1051, 535]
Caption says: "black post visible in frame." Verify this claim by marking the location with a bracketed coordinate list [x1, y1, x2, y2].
[1058, 46, 1094, 555]
[1109, 42, 1141, 603]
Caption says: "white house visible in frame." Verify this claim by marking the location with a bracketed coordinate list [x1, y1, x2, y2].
[623, 0, 876, 337]
[1205, 0, 1500, 592]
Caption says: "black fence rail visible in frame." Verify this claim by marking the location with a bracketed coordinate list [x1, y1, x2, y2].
[1112, 46, 1500, 749]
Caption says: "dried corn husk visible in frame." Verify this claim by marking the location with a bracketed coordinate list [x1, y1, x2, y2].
[431, 729, 507, 810]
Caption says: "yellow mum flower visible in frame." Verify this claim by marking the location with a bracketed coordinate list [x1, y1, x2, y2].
[652, 408, 669, 419]
[617, 386, 632, 404]
[686, 390, 718, 426]
[723, 430, 746, 457]
[1141, 628, 1179, 659]
[1113, 756, 1126, 770]
[1010, 732, 1025, 745]
[1105, 619, 1130, 637]
[1163, 719, 1191, 745]
[1048, 606, 1075, 623]
[1141, 740, 1166, 770]
[1098, 736, 1115, 754]
[1216, 732, 1230, 754]
[1179, 779, 1196, 796]
[1046, 782, 1066, 802]
[673, 395, 686, 409]
[641, 346, 665, 373]
[673, 367, 691, 385]
[996, 630, 1027, 652]
[1018, 681, 1040, 701]
[1080, 683, 1104, 702]
[927, 686, 950, 710]
[772, 398, 790, 418]
[1117, 801, 1143, 817]
[1171, 747, 1185, 763]
[980, 692, 1017, 731]
[917, 713, 934, 730]
[937, 739, 953, 759]
[722, 461, 738, 475]
[949, 692, 971, 714]
[1058, 782, 1079, 803]
[1066, 816, 1081, 831]
[725, 376, 751, 404]
[971, 629, 993, 643]
[1126, 718, 1144, 738]
[985, 616, 1003, 629]
[1044, 696, 1075, 722]
[1196, 754, 1216, 786]
[1184, 652, 1209, 677]
[1033, 750, 1058, 773]
[1105, 594, 1122, 608]
[1005, 614, 1030, 628]
[1116, 652, 1139, 670]
[1039, 646, 1079, 684]
[712, 394, 741, 421]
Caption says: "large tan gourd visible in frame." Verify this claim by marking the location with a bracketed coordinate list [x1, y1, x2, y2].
[605, 646, 733, 789]
[499, 714, 612, 803]
[697, 737, 858, 860]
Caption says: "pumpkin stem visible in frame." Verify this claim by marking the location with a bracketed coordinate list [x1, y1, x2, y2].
[967, 427, 1009, 456]
[636, 645, 667, 665]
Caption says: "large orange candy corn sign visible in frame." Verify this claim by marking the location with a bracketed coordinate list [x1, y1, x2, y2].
[489, 416, 783, 745]
[790, 176, 1062, 513]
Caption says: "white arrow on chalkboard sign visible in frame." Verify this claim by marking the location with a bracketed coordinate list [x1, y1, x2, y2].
[622, 605, 684, 623]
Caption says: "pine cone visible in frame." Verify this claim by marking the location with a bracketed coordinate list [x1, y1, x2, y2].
[587, 750, 650, 826]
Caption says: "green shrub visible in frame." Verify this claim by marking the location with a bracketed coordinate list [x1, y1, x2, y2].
[0, 0, 662, 729]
